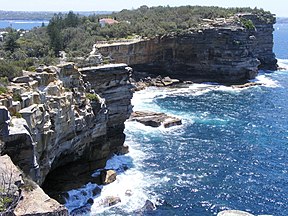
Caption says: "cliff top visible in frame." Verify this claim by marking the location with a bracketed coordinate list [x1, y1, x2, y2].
[79, 63, 128, 71]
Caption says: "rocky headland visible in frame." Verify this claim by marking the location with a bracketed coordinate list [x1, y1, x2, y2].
[0, 10, 278, 216]
[96, 13, 277, 83]
[0, 63, 133, 214]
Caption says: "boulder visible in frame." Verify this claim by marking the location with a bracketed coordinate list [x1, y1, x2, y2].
[134, 200, 156, 214]
[92, 186, 102, 196]
[130, 111, 182, 128]
[94, 196, 121, 208]
[100, 169, 117, 185]
[115, 144, 129, 155]
[104, 196, 121, 207]
[141, 200, 156, 211]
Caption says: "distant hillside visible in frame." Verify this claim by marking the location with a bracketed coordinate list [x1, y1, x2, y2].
[0, 10, 112, 20]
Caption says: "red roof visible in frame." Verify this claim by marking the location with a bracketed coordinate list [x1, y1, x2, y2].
[99, 18, 119, 25]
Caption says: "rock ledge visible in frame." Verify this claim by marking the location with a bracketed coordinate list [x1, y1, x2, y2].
[130, 111, 182, 128]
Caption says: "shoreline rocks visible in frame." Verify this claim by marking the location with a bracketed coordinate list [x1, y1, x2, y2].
[130, 111, 182, 128]
[133, 76, 180, 91]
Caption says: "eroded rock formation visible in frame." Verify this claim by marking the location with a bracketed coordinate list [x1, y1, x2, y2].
[0, 63, 133, 191]
[96, 13, 277, 82]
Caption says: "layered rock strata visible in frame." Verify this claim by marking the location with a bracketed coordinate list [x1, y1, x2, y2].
[0, 63, 133, 190]
[240, 13, 277, 71]
[97, 13, 277, 82]
[130, 111, 182, 128]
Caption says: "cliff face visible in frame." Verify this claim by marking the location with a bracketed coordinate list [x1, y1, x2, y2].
[239, 14, 277, 70]
[97, 14, 277, 82]
[0, 63, 133, 187]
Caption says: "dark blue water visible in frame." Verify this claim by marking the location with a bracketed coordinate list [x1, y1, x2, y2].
[0, 20, 48, 30]
[65, 22, 288, 216]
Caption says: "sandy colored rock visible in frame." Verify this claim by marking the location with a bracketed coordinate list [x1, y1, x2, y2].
[0, 155, 68, 216]
[14, 185, 68, 216]
[101, 169, 117, 185]
[130, 111, 182, 128]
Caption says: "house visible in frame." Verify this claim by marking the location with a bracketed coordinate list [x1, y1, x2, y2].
[99, 18, 119, 27]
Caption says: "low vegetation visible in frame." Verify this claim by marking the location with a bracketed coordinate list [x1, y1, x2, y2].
[86, 93, 100, 102]
[240, 18, 256, 29]
[0, 168, 22, 214]
[0, 77, 8, 95]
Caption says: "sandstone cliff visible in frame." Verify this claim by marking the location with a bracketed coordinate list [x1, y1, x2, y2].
[96, 13, 277, 82]
[0, 63, 133, 197]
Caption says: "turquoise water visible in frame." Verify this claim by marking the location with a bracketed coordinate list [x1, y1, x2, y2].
[66, 23, 288, 216]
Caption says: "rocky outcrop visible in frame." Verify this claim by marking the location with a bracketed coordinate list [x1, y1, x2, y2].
[97, 13, 277, 83]
[239, 13, 277, 71]
[130, 111, 182, 128]
[0, 155, 68, 216]
[100, 169, 117, 185]
[0, 63, 133, 197]
[133, 76, 180, 91]
[79, 64, 134, 154]
[94, 196, 121, 208]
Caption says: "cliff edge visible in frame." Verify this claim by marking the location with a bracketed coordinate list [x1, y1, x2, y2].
[96, 13, 277, 82]
[0, 63, 133, 211]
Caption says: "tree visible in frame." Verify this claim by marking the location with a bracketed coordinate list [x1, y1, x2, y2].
[47, 14, 64, 56]
[65, 11, 80, 27]
[3, 31, 19, 53]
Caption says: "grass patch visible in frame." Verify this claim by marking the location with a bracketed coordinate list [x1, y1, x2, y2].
[86, 93, 100, 102]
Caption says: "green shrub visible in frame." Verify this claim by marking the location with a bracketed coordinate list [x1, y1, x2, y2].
[0, 195, 13, 212]
[0, 77, 9, 85]
[102, 59, 110, 64]
[0, 86, 8, 95]
[0, 77, 9, 95]
[86, 93, 100, 102]
[12, 93, 22, 102]
[27, 66, 36, 72]
[14, 112, 22, 118]
[0, 60, 22, 80]
[240, 18, 255, 30]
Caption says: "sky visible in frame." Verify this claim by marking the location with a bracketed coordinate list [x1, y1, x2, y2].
[0, 0, 287, 17]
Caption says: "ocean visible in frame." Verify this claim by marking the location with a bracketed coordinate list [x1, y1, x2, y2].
[0, 20, 49, 30]
[65, 22, 288, 215]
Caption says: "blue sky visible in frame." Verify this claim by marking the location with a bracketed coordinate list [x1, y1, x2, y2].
[0, 0, 287, 17]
